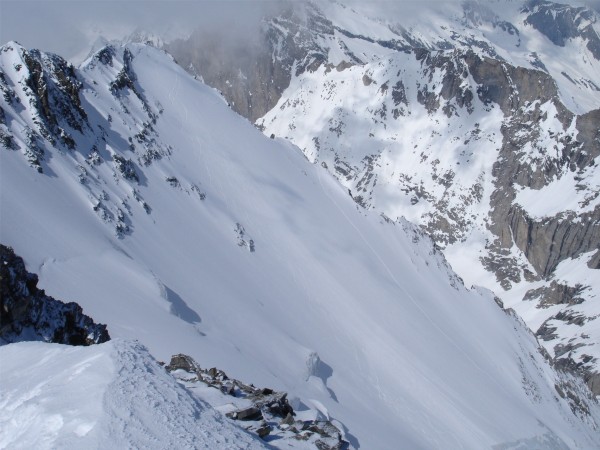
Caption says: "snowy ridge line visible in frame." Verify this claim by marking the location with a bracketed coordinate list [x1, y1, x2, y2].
[0, 340, 268, 450]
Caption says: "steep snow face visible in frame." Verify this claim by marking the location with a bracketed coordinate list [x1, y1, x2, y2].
[251, 1, 600, 389]
[0, 340, 266, 449]
[1, 42, 600, 448]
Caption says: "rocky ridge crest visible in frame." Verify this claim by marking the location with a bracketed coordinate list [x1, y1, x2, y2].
[0, 244, 110, 345]
[165, 353, 352, 449]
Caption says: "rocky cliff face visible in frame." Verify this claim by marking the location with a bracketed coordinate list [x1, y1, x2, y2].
[523, 0, 600, 58]
[166, 0, 600, 393]
[0, 43, 87, 164]
[165, 3, 333, 122]
[0, 244, 110, 345]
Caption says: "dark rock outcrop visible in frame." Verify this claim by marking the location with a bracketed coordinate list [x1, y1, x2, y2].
[523, 0, 600, 59]
[524, 280, 585, 308]
[12, 43, 88, 148]
[0, 244, 110, 345]
[485, 107, 600, 282]
[113, 155, 139, 183]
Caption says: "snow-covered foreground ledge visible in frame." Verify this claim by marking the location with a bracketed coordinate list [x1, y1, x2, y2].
[0, 340, 266, 450]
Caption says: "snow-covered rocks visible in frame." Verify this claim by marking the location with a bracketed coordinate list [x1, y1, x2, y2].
[0, 42, 87, 154]
[165, 353, 350, 449]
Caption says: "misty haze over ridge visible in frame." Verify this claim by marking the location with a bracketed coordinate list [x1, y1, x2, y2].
[1, 0, 290, 62]
[2, 0, 600, 63]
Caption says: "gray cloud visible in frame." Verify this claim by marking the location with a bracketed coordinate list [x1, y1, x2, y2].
[586, 0, 600, 11]
[0, 0, 288, 61]
[1, 0, 599, 62]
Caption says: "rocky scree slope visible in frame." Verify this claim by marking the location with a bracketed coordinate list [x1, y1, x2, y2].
[2, 40, 600, 448]
[167, 0, 600, 394]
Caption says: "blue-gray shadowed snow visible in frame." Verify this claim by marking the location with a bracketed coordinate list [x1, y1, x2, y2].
[164, 284, 202, 324]
[491, 419, 571, 449]
[305, 351, 339, 402]
[1, 40, 600, 449]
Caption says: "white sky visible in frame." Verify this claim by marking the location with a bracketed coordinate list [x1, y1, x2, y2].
[0, 0, 286, 61]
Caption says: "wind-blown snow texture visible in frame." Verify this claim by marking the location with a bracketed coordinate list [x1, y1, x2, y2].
[1, 41, 599, 448]
[0, 340, 266, 449]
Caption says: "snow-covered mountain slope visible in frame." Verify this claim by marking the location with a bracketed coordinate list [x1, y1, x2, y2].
[1, 41, 600, 448]
[310, 0, 600, 114]
[166, 0, 600, 392]
[0, 340, 266, 449]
